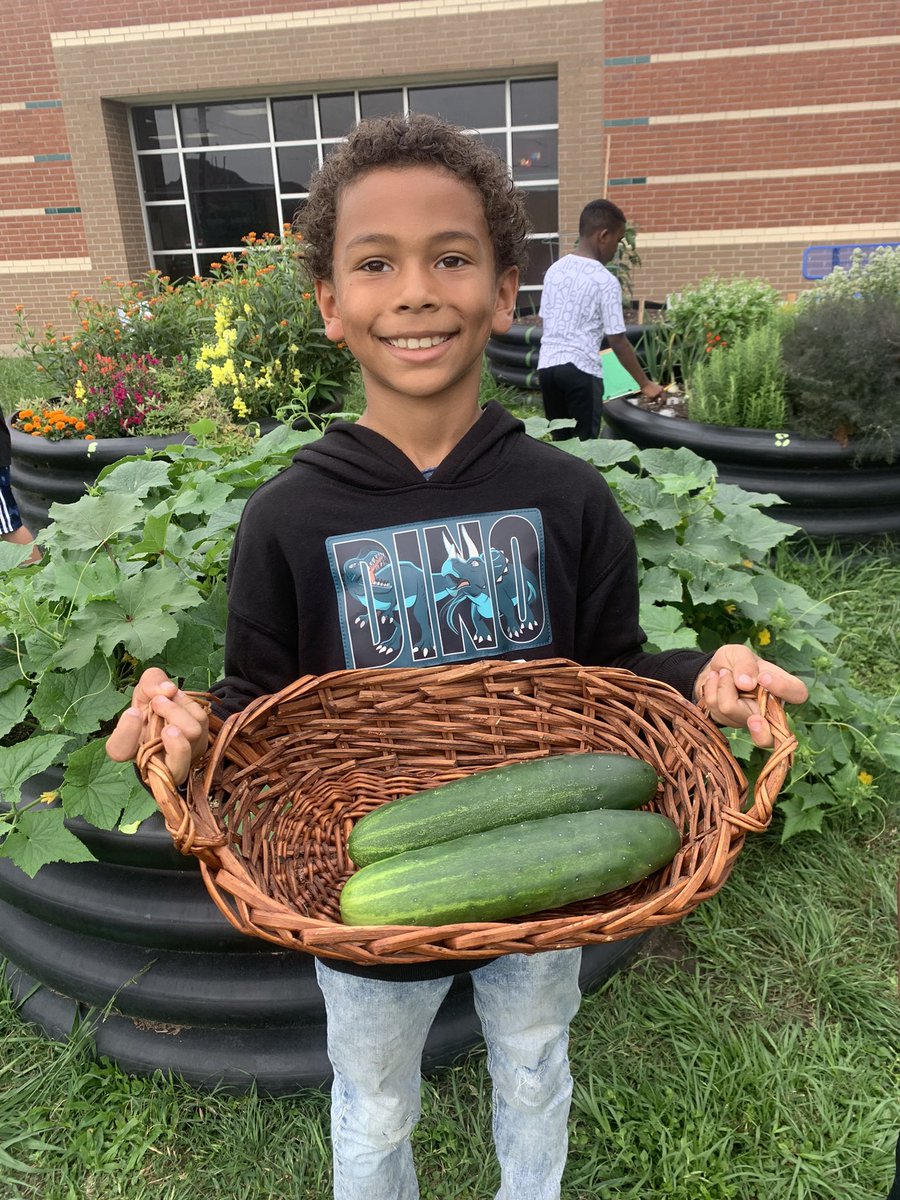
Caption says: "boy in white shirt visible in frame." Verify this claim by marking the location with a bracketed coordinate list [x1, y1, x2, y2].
[537, 198, 667, 439]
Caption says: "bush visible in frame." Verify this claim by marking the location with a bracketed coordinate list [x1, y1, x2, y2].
[656, 276, 782, 386]
[686, 320, 788, 431]
[12, 228, 357, 430]
[781, 293, 900, 458]
[795, 245, 900, 308]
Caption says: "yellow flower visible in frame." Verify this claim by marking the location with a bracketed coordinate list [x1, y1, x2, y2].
[724, 603, 736, 614]
[243, 303, 252, 315]
[73, 379, 86, 400]
[857, 770, 874, 787]
[756, 628, 772, 647]
[741, 558, 754, 568]
[289, 343, 298, 353]
[38, 790, 59, 804]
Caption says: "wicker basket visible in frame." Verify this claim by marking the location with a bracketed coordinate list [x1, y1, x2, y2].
[137, 659, 795, 966]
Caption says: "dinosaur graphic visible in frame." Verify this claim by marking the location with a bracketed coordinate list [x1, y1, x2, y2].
[342, 549, 442, 660]
[437, 529, 539, 645]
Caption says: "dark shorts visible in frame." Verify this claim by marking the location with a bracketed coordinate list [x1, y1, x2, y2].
[537, 362, 603, 441]
[0, 466, 23, 534]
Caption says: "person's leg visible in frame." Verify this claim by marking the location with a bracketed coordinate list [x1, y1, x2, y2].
[538, 367, 576, 441]
[0, 472, 40, 562]
[557, 364, 602, 440]
[315, 959, 454, 1200]
[471, 948, 583, 1200]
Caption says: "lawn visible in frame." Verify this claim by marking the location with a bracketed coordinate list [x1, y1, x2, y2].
[0, 358, 898, 1199]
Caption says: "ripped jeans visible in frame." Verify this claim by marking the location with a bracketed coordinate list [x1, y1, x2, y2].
[315, 949, 583, 1200]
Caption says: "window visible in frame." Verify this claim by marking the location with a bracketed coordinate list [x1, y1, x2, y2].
[131, 78, 558, 303]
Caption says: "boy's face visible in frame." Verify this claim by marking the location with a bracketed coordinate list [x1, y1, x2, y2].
[315, 165, 518, 413]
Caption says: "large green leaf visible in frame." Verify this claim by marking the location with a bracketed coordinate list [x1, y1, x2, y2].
[95, 457, 172, 497]
[77, 567, 198, 659]
[0, 683, 29, 740]
[44, 492, 144, 550]
[633, 446, 717, 493]
[30, 656, 126, 735]
[0, 806, 95, 876]
[0, 734, 73, 807]
[60, 738, 155, 830]
[639, 603, 699, 651]
[609, 475, 683, 528]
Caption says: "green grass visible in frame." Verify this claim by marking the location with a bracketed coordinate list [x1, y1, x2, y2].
[0, 357, 56, 414]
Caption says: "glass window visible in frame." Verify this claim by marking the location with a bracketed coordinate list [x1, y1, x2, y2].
[185, 148, 277, 246]
[133, 106, 177, 151]
[146, 205, 191, 250]
[408, 82, 505, 128]
[522, 188, 558, 235]
[521, 238, 558, 288]
[272, 95, 317, 143]
[132, 77, 558, 292]
[360, 90, 404, 119]
[512, 130, 558, 182]
[152, 253, 195, 283]
[138, 154, 184, 202]
[318, 93, 356, 139]
[510, 78, 557, 126]
[179, 101, 269, 147]
[277, 144, 320, 194]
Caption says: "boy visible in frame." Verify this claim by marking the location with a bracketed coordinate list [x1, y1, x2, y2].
[537, 198, 667, 440]
[107, 114, 807, 1200]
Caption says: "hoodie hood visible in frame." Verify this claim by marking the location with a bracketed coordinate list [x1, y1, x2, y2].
[291, 401, 525, 491]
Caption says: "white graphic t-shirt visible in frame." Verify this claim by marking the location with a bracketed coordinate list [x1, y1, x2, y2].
[537, 255, 626, 379]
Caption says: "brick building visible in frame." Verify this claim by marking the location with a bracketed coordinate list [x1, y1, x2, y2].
[1, 0, 898, 346]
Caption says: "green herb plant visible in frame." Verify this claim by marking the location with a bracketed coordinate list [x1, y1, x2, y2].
[686, 321, 789, 431]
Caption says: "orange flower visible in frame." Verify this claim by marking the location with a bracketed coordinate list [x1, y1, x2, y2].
[18, 408, 33, 418]
[75, 420, 85, 431]
[84, 434, 95, 441]
[22, 422, 34, 432]
[14, 303, 24, 313]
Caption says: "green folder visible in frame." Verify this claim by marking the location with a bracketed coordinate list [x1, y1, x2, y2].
[600, 347, 640, 398]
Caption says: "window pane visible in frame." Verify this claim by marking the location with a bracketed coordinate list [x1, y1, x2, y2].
[272, 96, 317, 142]
[510, 79, 557, 126]
[522, 188, 558, 235]
[408, 82, 504, 128]
[474, 131, 507, 162]
[185, 149, 277, 246]
[282, 197, 307, 229]
[179, 101, 269, 147]
[521, 238, 558, 287]
[360, 90, 404, 119]
[512, 130, 558, 181]
[146, 205, 191, 250]
[318, 93, 356, 139]
[277, 144, 320, 193]
[138, 154, 184, 202]
[133, 106, 176, 151]
[153, 252, 195, 283]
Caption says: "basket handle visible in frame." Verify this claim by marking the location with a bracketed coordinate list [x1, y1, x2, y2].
[724, 686, 797, 835]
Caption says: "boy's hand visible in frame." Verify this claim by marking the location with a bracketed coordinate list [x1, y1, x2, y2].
[692, 645, 808, 748]
[106, 667, 209, 786]
[639, 381, 667, 401]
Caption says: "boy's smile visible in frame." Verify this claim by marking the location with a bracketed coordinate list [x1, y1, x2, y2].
[315, 165, 518, 418]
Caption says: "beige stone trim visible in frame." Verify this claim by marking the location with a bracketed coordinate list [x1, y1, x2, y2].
[0, 157, 35, 166]
[51, 0, 589, 46]
[638, 224, 900, 248]
[0, 257, 93, 274]
[653, 34, 900, 64]
[651, 99, 900, 125]
[0, 209, 49, 219]
[648, 162, 900, 185]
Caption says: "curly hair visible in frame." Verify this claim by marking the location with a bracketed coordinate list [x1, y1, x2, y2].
[297, 113, 531, 281]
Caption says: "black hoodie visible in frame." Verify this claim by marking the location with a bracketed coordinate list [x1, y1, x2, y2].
[212, 402, 710, 979]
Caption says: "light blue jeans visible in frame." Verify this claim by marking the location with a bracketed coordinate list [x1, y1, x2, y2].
[315, 948, 583, 1200]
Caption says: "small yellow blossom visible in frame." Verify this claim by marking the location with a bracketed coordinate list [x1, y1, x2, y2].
[857, 770, 874, 786]
[756, 628, 772, 647]
[289, 343, 298, 353]
[38, 790, 59, 804]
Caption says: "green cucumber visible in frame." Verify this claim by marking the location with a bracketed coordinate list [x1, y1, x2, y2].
[340, 808, 680, 927]
[347, 752, 660, 867]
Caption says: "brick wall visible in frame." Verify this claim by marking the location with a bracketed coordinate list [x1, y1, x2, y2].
[2, 0, 899, 347]
[603, 0, 900, 300]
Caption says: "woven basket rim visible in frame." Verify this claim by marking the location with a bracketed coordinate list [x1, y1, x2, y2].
[138, 659, 796, 964]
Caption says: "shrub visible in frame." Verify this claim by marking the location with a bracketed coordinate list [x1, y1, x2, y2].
[12, 228, 356, 429]
[795, 245, 900, 308]
[686, 321, 788, 431]
[659, 276, 782, 386]
[781, 293, 900, 458]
